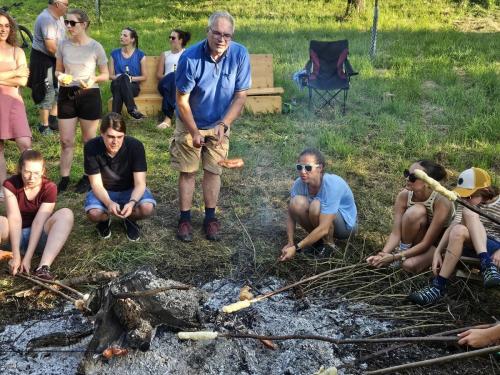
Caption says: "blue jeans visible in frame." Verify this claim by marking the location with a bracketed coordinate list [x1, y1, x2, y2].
[1, 227, 48, 255]
[157, 72, 176, 119]
[84, 188, 156, 213]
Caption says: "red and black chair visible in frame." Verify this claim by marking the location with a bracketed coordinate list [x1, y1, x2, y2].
[306, 40, 357, 114]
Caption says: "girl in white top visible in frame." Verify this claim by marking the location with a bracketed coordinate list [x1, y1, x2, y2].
[55, 9, 109, 194]
[156, 29, 191, 129]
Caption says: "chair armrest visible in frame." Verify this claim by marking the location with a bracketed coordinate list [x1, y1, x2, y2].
[305, 60, 313, 75]
[345, 58, 358, 77]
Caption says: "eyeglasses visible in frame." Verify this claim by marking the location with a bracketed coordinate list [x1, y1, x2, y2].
[403, 169, 418, 183]
[64, 20, 83, 27]
[296, 164, 320, 172]
[169, 36, 177, 40]
[23, 170, 42, 178]
[209, 28, 233, 41]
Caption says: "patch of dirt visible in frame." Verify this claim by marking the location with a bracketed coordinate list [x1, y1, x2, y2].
[453, 13, 500, 33]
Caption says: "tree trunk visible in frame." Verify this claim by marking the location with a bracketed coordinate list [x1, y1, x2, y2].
[343, 0, 365, 19]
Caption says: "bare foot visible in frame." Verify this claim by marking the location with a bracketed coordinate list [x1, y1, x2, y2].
[157, 118, 171, 129]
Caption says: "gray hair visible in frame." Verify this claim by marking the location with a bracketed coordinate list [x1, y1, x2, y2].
[208, 11, 235, 32]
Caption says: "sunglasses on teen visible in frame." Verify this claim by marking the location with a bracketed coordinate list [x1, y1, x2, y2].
[403, 169, 418, 182]
[64, 20, 84, 27]
[169, 36, 177, 40]
[296, 164, 320, 172]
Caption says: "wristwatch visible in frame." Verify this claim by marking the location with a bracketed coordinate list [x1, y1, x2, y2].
[294, 241, 302, 253]
[400, 251, 407, 261]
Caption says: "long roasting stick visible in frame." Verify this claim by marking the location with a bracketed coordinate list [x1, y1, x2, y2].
[413, 169, 500, 225]
[222, 264, 363, 313]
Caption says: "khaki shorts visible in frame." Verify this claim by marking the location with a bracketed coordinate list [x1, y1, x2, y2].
[169, 118, 230, 175]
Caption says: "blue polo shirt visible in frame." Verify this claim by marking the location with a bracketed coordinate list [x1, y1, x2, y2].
[291, 173, 357, 230]
[175, 40, 251, 129]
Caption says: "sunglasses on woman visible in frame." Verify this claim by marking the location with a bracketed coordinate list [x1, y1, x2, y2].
[64, 20, 84, 27]
[403, 169, 418, 182]
[296, 164, 320, 172]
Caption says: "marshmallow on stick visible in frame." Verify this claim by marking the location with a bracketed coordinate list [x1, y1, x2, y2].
[413, 169, 458, 201]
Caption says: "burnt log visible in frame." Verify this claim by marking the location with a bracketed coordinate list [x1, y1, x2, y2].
[85, 266, 207, 355]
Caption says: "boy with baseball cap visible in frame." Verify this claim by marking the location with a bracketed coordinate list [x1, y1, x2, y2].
[409, 167, 500, 306]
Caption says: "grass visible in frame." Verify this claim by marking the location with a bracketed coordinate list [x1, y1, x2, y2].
[0, 0, 499, 320]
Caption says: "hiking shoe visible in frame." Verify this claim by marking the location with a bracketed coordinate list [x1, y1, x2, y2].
[96, 218, 111, 239]
[177, 219, 193, 242]
[129, 109, 146, 120]
[482, 263, 500, 288]
[38, 124, 53, 136]
[75, 175, 90, 194]
[204, 218, 221, 241]
[408, 283, 445, 306]
[57, 177, 70, 193]
[35, 265, 55, 281]
[48, 117, 59, 131]
[124, 219, 140, 242]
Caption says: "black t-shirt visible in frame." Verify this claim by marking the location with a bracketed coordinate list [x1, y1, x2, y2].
[84, 136, 147, 191]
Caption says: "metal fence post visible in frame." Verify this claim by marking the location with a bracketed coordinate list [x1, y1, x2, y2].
[370, 0, 379, 59]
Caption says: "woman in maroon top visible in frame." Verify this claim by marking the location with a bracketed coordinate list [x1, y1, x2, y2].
[1, 150, 74, 280]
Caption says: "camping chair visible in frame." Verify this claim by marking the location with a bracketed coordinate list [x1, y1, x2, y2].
[305, 40, 357, 114]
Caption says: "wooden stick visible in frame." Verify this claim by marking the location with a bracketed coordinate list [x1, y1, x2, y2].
[364, 344, 500, 374]
[414, 169, 500, 225]
[28, 274, 85, 298]
[16, 273, 91, 313]
[222, 263, 363, 313]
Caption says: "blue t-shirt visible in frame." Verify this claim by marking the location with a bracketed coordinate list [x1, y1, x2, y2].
[291, 173, 357, 230]
[175, 40, 252, 129]
[110, 48, 145, 77]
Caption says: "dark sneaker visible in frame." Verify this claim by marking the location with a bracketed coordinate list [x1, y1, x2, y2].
[204, 218, 220, 241]
[57, 177, 70, 193]
[129, 109, 146, 120]
[482, 264, 500, 288]
[35, 265, 55, 281]
[408, 283, 445, 306]
[38, 124, 53, 136]
[177, 219, 193, 242]
[75, 176, 90, 194]
[48, 116, 59, 131]
[123, 219, 140, 242]
[96, 218, 111, 239]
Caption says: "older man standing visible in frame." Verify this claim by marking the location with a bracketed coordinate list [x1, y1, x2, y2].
[171, 11, 251, 242]
[28, 0, 68, 135]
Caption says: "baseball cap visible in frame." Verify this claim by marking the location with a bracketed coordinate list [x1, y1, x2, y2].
[453, 167, 491, 198]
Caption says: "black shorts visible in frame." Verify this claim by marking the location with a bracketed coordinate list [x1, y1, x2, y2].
[58, 86, 102, 120]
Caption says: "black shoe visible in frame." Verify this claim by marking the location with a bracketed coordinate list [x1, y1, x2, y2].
[96, 218, 111, 239]
[124, 219, 140, 241]
[75, 176, 90, 194]
[57, 176, 70, 194]
[38, 124, 53, 135]
[408, 280, 445, 306]
[129, 109, 146, 120]
[48, 115, 59, 131]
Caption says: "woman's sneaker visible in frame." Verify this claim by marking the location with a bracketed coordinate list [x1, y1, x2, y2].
[482, 263, 500, 288]
[124, 219, 140, 241]
[35, 265, 55, 281]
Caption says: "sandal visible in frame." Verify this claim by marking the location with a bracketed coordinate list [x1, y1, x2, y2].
[35, 265, 55, 281]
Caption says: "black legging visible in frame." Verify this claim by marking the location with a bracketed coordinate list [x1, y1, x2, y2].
[111, 74, 140, 113]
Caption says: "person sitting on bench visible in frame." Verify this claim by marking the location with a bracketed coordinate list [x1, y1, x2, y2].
[109, 27, 146, 120]
[408, 167, 500, 306]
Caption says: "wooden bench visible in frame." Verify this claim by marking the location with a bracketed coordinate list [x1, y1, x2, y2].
[107, 54, 284, 117]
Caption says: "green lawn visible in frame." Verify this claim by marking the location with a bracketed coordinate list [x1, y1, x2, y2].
[1, 0, 499, 291]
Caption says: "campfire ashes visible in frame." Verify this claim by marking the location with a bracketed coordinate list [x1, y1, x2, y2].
[0, 267, 394, 374]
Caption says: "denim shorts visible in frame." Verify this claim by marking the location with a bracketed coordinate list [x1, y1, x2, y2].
[1, 227, 48, 255]
[84, 188, 157, 213]
[463, 236, 500, 258]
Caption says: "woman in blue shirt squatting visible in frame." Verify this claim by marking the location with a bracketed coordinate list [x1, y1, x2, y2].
[109, 27, 147, 120]
[279, 148, 357, 261]
[366, 160, 455, 273]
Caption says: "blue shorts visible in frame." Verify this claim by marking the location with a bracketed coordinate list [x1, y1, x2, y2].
[84, 188, 157, 213]
[1, 227, 48, 255]
[463, 236, 500, 258]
